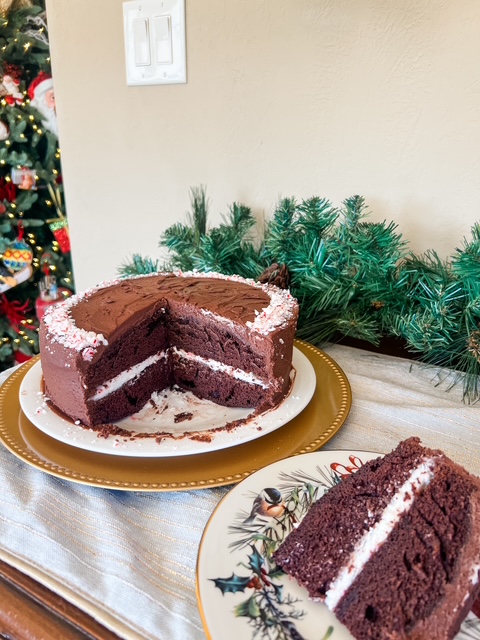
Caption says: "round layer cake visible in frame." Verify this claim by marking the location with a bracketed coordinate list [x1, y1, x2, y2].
[39, 271, 299, 428]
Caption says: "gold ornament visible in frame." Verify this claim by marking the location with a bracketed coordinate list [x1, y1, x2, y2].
[0, 0, 32, 17]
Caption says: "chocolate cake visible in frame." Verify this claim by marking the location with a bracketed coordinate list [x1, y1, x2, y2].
[39, 271, 299, 428]
[273, 438, 480, 640]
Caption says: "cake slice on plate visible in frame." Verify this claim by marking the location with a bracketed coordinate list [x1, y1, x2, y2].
[274, 437, 480, 640]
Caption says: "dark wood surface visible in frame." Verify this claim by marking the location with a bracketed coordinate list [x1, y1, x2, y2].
[0, 560, 121, 640]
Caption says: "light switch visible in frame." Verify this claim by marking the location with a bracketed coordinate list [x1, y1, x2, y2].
[132, 18, 150, 66]
[123, 0, 186, 86]
[154, 15, 172, 65]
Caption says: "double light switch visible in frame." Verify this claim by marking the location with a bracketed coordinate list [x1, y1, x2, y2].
[123, 0, 186, 86]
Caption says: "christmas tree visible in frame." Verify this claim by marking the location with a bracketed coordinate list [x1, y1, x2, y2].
[0, 0, 74, 370]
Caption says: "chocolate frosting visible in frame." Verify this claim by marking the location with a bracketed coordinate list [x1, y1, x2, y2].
[71, 274, 272, 337]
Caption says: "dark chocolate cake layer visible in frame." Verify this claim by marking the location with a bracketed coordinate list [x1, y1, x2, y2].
[274, 438, 480, 640]
[40, 272, 299, 427]
[273, 439, 429, 598]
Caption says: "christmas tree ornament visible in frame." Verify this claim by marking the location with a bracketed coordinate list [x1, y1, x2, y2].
[0, 0, 33, 17]
[11, 166, 36, 190]
[0, 261, 32, 293]
[46, 183, 70, 253]
[35, 270, 59, 320]
[13, 350, 31, 364]
[0, 177, 16, 203]
[2, 239, 33, 271]
[28, 71, 57, 135]
[0, 293, 30, 327]
[0, 120, 9, 140]
[0, 74, 24, 106]
[1, 62, 22, 80]
[48, 217, 70, 253]
[34, 257, 72, 319]
[2, 224, 33, 271]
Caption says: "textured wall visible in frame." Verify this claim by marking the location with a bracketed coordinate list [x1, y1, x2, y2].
[45, 0, 480, 290]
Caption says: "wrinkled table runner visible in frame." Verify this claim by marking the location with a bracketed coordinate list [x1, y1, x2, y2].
[0, 344, 478, 639]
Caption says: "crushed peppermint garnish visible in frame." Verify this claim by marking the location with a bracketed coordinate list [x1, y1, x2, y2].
[41, 270, 298, 351]
[42, 294, 108, 353]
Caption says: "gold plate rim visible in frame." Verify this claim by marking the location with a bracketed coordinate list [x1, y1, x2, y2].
[0, 340, 352, 492]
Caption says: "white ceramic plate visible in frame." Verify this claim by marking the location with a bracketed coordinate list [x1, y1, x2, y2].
[196, 450, 480, 640]
[19, 347, 316, 458]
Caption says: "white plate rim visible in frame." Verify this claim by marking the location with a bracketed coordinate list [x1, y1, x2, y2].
[196, 449, 480, 640]
[18, 347, 316, 458]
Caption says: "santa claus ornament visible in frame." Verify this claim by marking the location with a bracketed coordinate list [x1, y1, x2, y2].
[0, 74, 23, 106]
[28, 72, 58, 136]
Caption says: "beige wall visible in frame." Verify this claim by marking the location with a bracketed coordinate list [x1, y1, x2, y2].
[45, 0, 480, 291]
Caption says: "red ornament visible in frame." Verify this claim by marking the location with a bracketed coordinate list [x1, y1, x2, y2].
[49, 218, 71, 253]
[0, 178, 17, 203]
[35, 294, 60, 320]
[0, 294, 30, 327]
[1, 63, 22, 81]
[14, 350, 32, 364]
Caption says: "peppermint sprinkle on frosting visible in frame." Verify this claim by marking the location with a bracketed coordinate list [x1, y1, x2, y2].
[42, 289, 110, 356]
[41, 271, 298, 355]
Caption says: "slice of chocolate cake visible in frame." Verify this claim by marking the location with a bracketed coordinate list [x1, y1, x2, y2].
[273, 438, 480, 640]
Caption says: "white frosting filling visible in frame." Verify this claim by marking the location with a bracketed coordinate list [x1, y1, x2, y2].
[91, 352, 167, 401]
[324, 458, 436, 610]
[172, 347, 269, 388]
[90, 347, 268, 402]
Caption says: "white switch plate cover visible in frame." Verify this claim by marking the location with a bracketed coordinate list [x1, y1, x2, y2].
[123, 0, 186, 86]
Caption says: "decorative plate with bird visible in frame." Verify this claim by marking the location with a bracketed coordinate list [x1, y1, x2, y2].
[196, 450, 480, 640]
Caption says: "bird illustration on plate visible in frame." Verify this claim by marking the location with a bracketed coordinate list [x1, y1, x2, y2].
[244, 487, 286, 523]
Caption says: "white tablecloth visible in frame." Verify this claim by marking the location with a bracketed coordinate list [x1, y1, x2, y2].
[0, 345, 478, 639]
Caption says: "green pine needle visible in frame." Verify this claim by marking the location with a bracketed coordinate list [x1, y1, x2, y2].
[118, 254, 159, 276]
[120, 185, 480, 403]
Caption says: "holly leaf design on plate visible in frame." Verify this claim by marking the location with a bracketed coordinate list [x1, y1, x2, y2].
[210, 573, 252, 594]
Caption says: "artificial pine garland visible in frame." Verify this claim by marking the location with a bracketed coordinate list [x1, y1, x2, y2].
[120, 186, 480, 403]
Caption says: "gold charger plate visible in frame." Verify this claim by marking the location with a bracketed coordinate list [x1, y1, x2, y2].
[0, 340, 352, 492]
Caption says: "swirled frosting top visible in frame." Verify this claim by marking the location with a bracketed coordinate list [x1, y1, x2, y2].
[41, 271, 298, 354]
